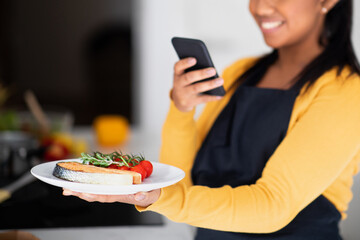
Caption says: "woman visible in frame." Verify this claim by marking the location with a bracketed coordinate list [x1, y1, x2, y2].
[64, 0, 360, 239]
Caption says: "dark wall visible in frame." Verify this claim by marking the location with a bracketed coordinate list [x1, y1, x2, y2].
[0, 0, 132, 125]
[0, 0, 14, 86]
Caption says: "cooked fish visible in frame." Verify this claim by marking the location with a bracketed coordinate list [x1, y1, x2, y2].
[53, 162, 142, 185]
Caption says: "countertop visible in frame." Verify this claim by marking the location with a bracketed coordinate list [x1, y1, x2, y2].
[1, 126, 196, 240]
[21, 219, 195, 240]
[2, 126, 360, 239]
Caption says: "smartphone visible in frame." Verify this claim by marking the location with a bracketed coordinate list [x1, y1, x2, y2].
[171, 37, 226, 96]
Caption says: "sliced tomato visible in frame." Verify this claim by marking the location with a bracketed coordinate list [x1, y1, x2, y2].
[140, 160, 153, 177]
[130, 165, 147, 181]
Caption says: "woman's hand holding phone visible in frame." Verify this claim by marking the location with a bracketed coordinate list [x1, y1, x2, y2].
[172, 57, 224, 112]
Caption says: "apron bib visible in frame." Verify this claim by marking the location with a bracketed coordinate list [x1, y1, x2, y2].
[191, 69, 341, 240]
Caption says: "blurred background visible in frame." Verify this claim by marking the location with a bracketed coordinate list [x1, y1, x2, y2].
[0, 0, 359, 239]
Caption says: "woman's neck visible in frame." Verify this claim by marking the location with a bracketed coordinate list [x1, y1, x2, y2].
[276, 39, 324, 72]
[256, 40, 324, 90]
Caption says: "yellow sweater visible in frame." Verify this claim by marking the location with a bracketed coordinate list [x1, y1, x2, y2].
[139, 57, 360, 233]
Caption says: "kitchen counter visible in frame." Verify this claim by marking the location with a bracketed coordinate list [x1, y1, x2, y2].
[29, 126, 195, 239]
[22, 219, 195, 240]
[0, 126, 195, 239]
[2, 126, 359, 239]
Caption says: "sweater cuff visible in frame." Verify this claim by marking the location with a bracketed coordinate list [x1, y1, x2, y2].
[167, 89, 196, 122]
[135, 182, 181, 215]
[168, 100, 196, 119]
[135, 185, 167, 212]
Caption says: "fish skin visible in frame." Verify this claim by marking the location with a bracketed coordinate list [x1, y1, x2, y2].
[53, 163, 133, 185]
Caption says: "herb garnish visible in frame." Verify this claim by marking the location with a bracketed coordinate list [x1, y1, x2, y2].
[80, 151, 145, 168]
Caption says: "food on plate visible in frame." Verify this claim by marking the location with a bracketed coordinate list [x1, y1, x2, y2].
[53, 161, 139, 185]
[52, 151, 153, 185]
[139, 160, 153, 176]
[80, 151, 153, 181]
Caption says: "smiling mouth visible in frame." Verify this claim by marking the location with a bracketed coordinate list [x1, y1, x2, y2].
[260, 21, 284, 30]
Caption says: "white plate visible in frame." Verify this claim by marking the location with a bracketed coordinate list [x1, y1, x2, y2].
[31, 159, 185, 195]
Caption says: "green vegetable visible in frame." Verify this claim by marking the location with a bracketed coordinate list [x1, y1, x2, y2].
[0, 110, 18, 131]
[80, 151, 145, 168]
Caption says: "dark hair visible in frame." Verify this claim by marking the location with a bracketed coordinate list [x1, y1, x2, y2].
[236, 0, 360, 91]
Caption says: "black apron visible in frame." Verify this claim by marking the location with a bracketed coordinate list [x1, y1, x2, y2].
[191, 68, 342, 240]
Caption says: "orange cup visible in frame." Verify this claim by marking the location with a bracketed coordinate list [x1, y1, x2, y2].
[93, 115, 129, 147]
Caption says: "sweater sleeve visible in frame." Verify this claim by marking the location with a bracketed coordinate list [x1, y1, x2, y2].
[158, 100, 198, 187]
[141, 74, 360, 233]
[155, 57, 257, 188]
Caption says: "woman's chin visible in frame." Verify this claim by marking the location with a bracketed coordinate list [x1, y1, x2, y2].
[263, 38, 285, 49]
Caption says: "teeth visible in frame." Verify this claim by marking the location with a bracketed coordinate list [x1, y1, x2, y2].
[261, 21, 283, 30]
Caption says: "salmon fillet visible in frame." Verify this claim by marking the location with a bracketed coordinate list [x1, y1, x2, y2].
[53, 161, 142, 185]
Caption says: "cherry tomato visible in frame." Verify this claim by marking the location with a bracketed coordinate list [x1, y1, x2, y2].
[130, 165, 147, 181]
[140, 160, 153, 177]
[132, 159, 140, 165]
[128, 160, 139, 167]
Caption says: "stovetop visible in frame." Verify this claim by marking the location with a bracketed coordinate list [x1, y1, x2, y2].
[0, 177, 163, 229]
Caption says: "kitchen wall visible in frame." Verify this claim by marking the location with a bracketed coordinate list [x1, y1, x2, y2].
[4, 0, 132, 125]
[134, 0, 360, 135]
[132, 0, 270, 136]
[133, 0, 360, 239]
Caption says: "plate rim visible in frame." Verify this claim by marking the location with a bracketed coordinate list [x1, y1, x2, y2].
[31, 159, 185, 195]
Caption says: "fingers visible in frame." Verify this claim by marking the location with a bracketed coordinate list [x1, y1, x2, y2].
[174, 58, 217, 86]
[62, 188, 161, 207]
[63, 188, 126, 203]
[172, 58, 224, 112]
[63, 189, 107, 202]
[174, 57, 197, 75]
[174, 65, 217, 88]
[186, 77, 224, 95]
[180, 68, 217, 87]
[134, 189, 161, 207]
[172, 77, 224, 112]
[64, 190, 135, 204]
[193, 94, 224, 106]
